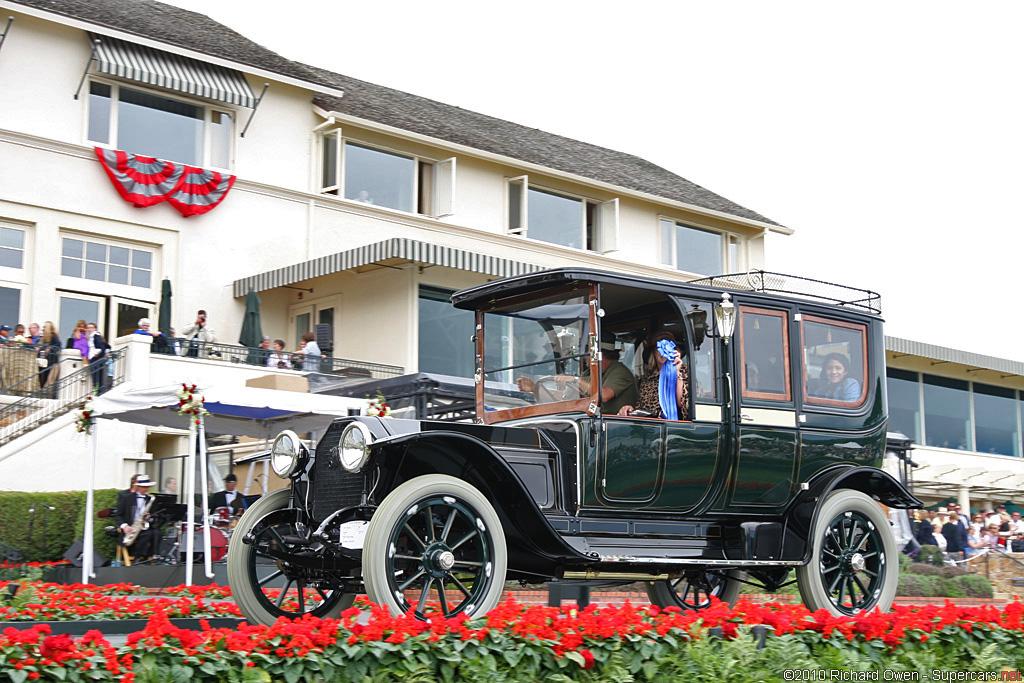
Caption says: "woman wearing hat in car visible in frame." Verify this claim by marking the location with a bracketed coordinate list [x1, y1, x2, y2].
[618, 330, 690, 420]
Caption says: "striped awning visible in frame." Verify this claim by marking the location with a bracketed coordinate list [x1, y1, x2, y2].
[88, 34, 256, 108]
[233, 238, 542, 297]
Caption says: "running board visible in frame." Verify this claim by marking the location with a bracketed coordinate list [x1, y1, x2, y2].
[596, 555, 804, 567]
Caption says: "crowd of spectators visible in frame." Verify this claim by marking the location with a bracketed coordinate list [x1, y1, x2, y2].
[912, 503, 1024, 562]
[0, 308, 332, 397]
[0, 318, 109, 395]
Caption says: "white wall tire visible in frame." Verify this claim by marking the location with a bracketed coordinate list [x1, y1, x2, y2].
[363, 474, 508, 619]
[796, 489, 898, 616]
[227, 488, 355, 625]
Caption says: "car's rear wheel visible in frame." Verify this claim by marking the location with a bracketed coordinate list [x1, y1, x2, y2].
[646, 569, 743, 609]
[363, 474, 507, 619]
[796, 489, 898, 616]
[227, 488, 355, 625]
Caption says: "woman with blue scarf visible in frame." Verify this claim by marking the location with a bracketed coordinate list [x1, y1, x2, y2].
[617, 331, 689, 420]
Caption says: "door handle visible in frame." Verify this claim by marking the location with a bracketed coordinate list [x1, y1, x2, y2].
[740, 413, 753, 422]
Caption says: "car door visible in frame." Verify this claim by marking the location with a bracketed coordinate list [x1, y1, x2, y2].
[722, 304, 800, 513]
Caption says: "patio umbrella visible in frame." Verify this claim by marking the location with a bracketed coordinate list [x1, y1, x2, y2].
[158, 278, 173, 336]
[238, 289, 263, 348]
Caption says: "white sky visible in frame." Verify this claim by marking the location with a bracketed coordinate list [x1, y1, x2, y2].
[163, 0, 1024, 362]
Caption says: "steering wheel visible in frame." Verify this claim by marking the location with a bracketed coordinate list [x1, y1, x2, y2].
[533, 376, 582, 403]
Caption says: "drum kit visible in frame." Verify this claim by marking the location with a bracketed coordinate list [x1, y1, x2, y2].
[167, 506, 238, 564]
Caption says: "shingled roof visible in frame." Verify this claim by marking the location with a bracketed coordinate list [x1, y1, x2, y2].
[9, 0, 782, 228]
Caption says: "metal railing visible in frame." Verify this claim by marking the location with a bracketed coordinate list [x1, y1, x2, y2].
[0, 347, 127, 447]
[155, 340, 403, 380]
[689, 270, 882, 315]
[0, 540, 23, 565]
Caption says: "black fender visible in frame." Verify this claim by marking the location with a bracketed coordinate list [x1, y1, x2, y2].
[780, 466, 922, 562]
[366, 430, 590, 577]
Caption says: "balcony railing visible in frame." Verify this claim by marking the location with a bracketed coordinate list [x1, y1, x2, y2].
[0, 347, 127, 447]
[153, 341, 403, 381]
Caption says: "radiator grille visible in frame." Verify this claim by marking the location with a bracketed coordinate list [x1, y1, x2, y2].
[311, 422, 365, 522]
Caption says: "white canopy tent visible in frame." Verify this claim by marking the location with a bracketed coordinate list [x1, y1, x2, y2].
[81, 384, 366, 584]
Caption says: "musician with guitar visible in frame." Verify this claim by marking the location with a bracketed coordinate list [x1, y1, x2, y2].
[114, 474, 159, 561]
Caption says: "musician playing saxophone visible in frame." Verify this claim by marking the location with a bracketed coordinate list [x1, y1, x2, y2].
[114, 474, 158, 561]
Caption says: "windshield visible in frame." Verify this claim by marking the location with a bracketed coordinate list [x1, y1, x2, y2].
[482, 290, 592, 412]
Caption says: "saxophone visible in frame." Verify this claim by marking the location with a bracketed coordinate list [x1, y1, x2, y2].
[123, 495, 154, 546]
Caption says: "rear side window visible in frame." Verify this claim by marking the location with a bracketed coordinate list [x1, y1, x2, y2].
[739, 307, 791, 401]
[801, 315, 868, 407]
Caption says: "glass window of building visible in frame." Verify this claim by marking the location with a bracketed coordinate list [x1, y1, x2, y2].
[61, 237, 153, 289]
[801, 316, 867, 406]
[0, 227, 25, 269]
[88, 81, 233, 169]
[418, 286, 474, 377]
[0, 286, 19, 326]
[660, 219, 728, 275]
[506, 177, 617, 252]
[886, 368, 921, 442]
[973, 383, 1019, 456]
[343, 143, 416, 212]
[739, 307, 791, 400]
[923, 374, 972, 450]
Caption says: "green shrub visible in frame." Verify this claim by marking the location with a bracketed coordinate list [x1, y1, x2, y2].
[955, 574, 995, 598]
[916, 545, 946, 566]
[0, 489, 119, 562]
[935, 576, 966, 598]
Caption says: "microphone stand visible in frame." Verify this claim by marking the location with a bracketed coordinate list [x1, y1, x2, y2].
[40, 505, 52, 561]
[26, 504, 36, 561]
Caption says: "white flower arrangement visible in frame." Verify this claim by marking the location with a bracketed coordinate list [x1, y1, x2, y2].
[176, 383, 209, 424]
[366, 390, 392, 417]
[75, 396, 95, 435]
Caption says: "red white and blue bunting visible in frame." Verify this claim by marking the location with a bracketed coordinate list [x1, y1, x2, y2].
[95, 148, 236, 217]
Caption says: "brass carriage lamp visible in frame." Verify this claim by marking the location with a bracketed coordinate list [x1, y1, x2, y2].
[714, 293, 736, 344]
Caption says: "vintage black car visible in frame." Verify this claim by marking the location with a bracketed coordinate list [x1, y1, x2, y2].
[227, 268, 920, 624]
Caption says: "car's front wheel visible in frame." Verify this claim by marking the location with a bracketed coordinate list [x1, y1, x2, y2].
[796, 489, 898, 616]
[646, 569, 743, 609]
[227, 488, 355, 625]
[362, 474, 508, 619]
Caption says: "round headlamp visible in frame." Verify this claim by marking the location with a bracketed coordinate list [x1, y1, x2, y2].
[271, 430, 304, 478]
[339, 422, 374, 472]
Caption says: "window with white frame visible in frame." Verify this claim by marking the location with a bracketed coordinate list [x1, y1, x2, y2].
[319, 131, 455, 217]
[88, 80, 233, 169]
[506, 176, 618, 252]
[0, 227, 25, 270]
[60, 237, 153, 289]
[659, 218, 739, 275]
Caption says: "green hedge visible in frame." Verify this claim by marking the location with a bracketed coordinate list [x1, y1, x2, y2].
[0, 489, 120, 563]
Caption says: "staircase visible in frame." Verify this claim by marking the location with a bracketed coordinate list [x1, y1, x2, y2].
[0, 348, 126, 447]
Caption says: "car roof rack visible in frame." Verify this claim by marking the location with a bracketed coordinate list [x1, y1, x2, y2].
[688, 270, 882, 315]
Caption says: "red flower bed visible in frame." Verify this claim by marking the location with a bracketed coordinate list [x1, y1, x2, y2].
[2, 585, 1024, 681]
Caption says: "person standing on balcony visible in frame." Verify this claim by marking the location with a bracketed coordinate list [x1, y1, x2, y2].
[85, 323, 110, 394]
[27, 323, 40, 344]
[37, 321, 61, 396]
[300, 331, 325, 373]
[66, 319, 89, 361]
[266, 339, 291, 369]
[133, 318, 169, 354]
[182, 310, 216, 358]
